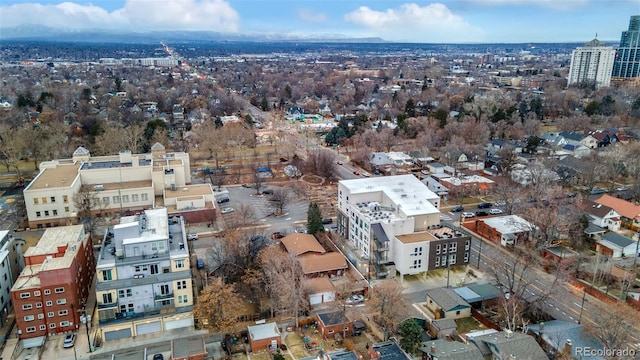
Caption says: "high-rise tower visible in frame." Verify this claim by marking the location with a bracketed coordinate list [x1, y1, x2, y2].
[612, 15, 640, 79]
[567, 39, 615, 89]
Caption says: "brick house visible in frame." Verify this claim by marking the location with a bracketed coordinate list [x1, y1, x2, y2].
[248, 322, 281, 352]
[316, 310, 354, 340]
[11, 225, 95, 348]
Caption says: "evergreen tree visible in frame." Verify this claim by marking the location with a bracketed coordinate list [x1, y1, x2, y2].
[307, 202, 324, 235]
[398, 318, 422, 355]
[404, 98, 416, 117]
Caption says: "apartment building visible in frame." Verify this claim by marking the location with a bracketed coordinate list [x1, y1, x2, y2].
[612, 15, 640, 79]
[11, 225, 94, 348]
[95, 207, 194, 341]
[567, 38, 615, 89]
[23, 143, 208, 229]
[0, 231, 26, 323]
[337, 175, 469, 279]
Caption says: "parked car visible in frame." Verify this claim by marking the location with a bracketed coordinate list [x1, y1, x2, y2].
[345, 294, 364, 305]
[373, 169, 381, 175]
[271, 232, 285, 240]
[322, 218, 333, 224]
[590, 188, 606, 195]
[566, 192, 577, 198]
[361, 172, 371, 177]
[337, 160, 344, 165]
[489, 208, 503, 215]
[241, 183, 253, 188]
[462, 212, 476, 218]
[187, 233, 199, 241]
[261, 189, 274, 195]
[478, 202, 492, 209]
[476, 211, 489, 216]
[196, 258, 204, 269]
[63, 333, 76, 348]
[217, 196, 230, 203]
[353, 171, 360, 175]
[153, 354, 164, 360]
[452, 205, 464, 212]
[494, 200, 507, 206]
[221, 207, 234, 214]
[279, 157, 289, 162]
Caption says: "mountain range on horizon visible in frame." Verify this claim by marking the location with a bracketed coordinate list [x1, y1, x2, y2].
[0, 24, 620, 45]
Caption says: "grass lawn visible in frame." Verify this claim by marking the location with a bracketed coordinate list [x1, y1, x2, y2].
[285, 333, 309, 359]
[455, 317, 485, 333]
[250, 351, 272, 360]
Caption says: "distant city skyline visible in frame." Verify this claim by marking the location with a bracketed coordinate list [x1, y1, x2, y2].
[0, 0, 638, 43]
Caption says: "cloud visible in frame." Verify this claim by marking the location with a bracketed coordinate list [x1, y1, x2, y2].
[296, 8, 327, 23]
[344, 3, 484, 42]
[0, 0, 240, 31]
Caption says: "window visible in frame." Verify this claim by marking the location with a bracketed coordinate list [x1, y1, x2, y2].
[132, 194, 139, 202]
[175, 260, 185, 269]
[41, 197, 47, 204]
[122, 195, 129, 203]
[36, 211, 41, 217]
[102, 293, 113, 304]
[328, 329, 335, 334]
[102, 197, 109, 204]
[20, 292, 30, 299]
[118, 289, 132, 298]
[44, 289, 50, 295]
[177, 280, 187, 289]
[34, 291, 40, 296]
[49, 323, 55, 329]
[58, 310, 68, 316]
[449, 254, 457, 265]
[37, 314, 44, 319]
[441, 255, 447, 266]
[22, 304, 32, 310]
[55, 287, 64, 294]
[44, 210, 49, 216]
[50, 196, 56, 203]
[435, 257, 440, 267]
[36, 302, 42, 308]
[46, 301, 53, 306]
[464, 252, 470, 263]
[26, 326, 36, 333]
[63, 195, 68, 203]
[151, 242, 166, 252]
[178, 294, 188, 304]
[465, 240, 470, 251]
[456, 310, 461, 315]
[48, 312, 54, 318]
[53, 210, 58, 216]
[39, 325, 46, 331]
[413, 259, 422, 269]
[113, 195, 120, 203]
[59, 321, 69, 327]
[102, 270, 112, 281]
[413, 247, 422, 256]
[141, 193, 148, 201]
[33, 198, 39, 205]
[24, 315, 34, 321]
[449, 243, 457, 253]
[435, 244, 441, 255]
[56, 299, 66, 305]
[64, 207, 70, 213]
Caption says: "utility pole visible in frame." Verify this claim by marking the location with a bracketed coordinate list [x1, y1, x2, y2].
[477, 237, 483, 269]
[446, 255, 451, 288]
[578, 289, 587, 324]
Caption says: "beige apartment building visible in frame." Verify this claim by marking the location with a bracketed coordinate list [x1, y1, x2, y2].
[23, 143, 213, 229]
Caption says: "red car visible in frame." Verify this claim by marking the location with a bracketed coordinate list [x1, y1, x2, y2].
[353, 171, 360, 175]
[337, 161, 344, 165]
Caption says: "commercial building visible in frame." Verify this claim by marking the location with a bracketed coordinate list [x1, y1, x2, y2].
[612, 15, 640, 79]
[95, 207, 194, 341]
[0, 231, 25, 323]
[567, 38, 615, 89]
[23, 144, 214, 229]
[11, 225, 94, 348]
[337, 175, 470, 279]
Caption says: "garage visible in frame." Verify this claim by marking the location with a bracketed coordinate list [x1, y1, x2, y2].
[135, 321, 162, 336]
[22, 336, 45, 348]
[309, 294, 323, 306]
[104, 328, 132, 341]
[165, 318, 193, 330]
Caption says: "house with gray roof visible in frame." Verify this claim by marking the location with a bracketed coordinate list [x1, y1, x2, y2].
[429, 318, 457, 339]
[453, 284, 502, 308]
[467, 330, 547, 360]
[578, 199, 621, 231]
[420, 339, 484, 360]
[425, 287, 471, 319]
[596, 232, 639, 258]
[529, 320, 604, 360]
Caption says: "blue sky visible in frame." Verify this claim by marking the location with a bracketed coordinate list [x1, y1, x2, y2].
[0, 0, 638, 43]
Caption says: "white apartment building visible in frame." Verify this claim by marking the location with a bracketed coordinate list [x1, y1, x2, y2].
[95, 207, 194, 341]
[337, 175, 470, 279]
[567, 38, 615, 89]
[0, 230, 25, 323]
[23, 144, 213, 229]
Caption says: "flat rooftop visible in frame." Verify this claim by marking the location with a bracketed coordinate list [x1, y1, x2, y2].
[24, 225, 85, 258]
[164, 184, 213, 199]
[27, 163, 81, 190]
[395, 226, 467, 244]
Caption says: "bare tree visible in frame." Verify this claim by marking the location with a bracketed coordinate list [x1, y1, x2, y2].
[193, 277, 244, 333]
[72, 185, 106, 237]
[370, 280, 409, 340]
[586, 302, 635, 351]
[269, 187, 292, 215]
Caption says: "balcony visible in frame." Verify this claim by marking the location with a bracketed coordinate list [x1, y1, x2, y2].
[98, 303, 191, 325]
[98, 302, 118, 310]
[155, 293, 173, 301]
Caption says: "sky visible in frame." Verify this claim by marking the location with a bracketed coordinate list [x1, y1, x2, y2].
[0, 0, 638, 43]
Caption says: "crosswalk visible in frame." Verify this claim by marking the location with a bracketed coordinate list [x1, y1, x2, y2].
[440, 212, 454, 221]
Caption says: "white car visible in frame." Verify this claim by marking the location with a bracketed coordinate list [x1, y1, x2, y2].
[489, 208, 503, 215]
[462, 212, 476, 218]
[187, 233, 199, 241]
[63, 333, 75, 348]
[345, 294, 364, 305]
[221, 207, 234, 214]
[361, 172, 371, 177]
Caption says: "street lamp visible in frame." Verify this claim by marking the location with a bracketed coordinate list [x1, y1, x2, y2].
[78, 307, 92, 352]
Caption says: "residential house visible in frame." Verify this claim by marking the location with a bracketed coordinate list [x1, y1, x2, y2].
[11, 225, 94, 348]
[96, 208, 194, 341]
[23, 145, 215, 229]
[422, 177, 449, 196]
[587, 129, 619, 147]
[420, 339, 484, 360]
[578, 199, 621, 230]
[337, 175, 443, 279]
[542, 131, 598, 149]
[529, 321, 604, 360]
[300, 350, 360, 360]
[467, 330, 547, 360]
[594, 194, 640, 230]
[316, 310, 353, 339]
[486, 139, 524, 157]
[425, 288, 471, 320]
[472, 215, 537, 246]
[435, 174, 495, 193]
[426, 162, 448, 175]
[452, 283, 503, 309]
[596, 232, 639, 258]
[306, 276, 336, 306]
[280, 233, 348, 278]
[427, 319, 457, 340]
[370, 341, 412, 360]
[247, 322, 281, 352]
